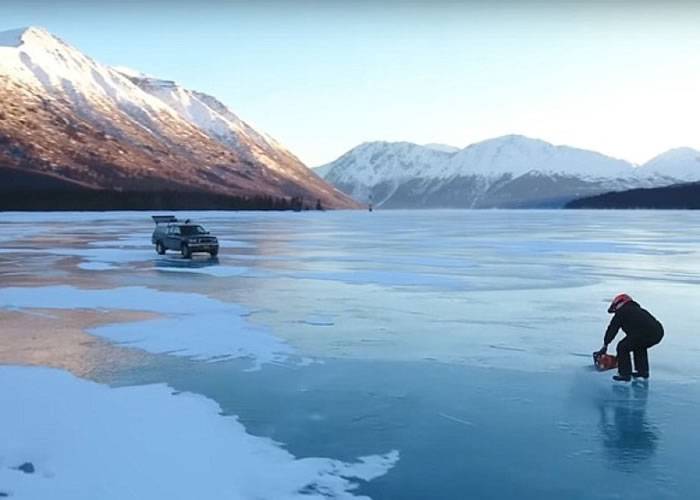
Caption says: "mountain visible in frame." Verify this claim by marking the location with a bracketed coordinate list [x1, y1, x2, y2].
[637, 148, 700, 182]
[0, 27, 357, 209]
[318, 135, 664, 208]
[566, 182, 700, 209]
[119, 71, 314, 186]
[567, 148, 700, 209]
[312, 163, 334, 179]
[423, 143, 460, 153]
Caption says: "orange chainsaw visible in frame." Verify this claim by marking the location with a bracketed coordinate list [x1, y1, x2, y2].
[593, 351, 618, 371]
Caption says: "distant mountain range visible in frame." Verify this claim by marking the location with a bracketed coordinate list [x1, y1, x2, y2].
[0, 27, 357, 210]
[315, 137, 700, 208]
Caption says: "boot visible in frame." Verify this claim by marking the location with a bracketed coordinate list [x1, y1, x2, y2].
[613, 374, 631, 382]
[632, 372, 649, 379]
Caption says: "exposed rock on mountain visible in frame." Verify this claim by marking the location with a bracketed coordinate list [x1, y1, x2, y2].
[0, 27, 357, 209]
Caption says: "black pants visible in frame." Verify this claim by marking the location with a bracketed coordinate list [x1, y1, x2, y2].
[617, 330, 664, 377]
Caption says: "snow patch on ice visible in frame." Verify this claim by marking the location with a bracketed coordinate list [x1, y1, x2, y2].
[156, 265, 249, 277]
[0, 365, 399, 500]
[77, 261, 117, 271]
[0, 285, 293, 367]
[88, 236, 152, 247]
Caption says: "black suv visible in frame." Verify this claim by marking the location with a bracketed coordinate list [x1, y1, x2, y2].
[151, 216, 219, 258]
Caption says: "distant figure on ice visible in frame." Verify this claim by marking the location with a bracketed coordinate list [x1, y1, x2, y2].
[596, 294, 664, 382]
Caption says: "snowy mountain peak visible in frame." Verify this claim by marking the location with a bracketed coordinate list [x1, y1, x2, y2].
[0, 26, 55, 48]
[640, 147, 700, 181]
[460, 134, 555, 155]
[450, 134, 634, 179]
[0, 27, 30, 47]
[480, 133, 543, 144]
[321, 141, 457, 197]
[423, 143, 460, 153]
[646, 147, 700, 162]
[0, 26, 79, 59]
[0, 27, 180, 120]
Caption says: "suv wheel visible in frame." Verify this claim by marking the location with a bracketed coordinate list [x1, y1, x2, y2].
[156, 241, 166, 255]
[181, 243, 192, 259]
[210, 248, 219, 257]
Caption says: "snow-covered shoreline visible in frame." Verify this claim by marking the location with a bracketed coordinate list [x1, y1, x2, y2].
[0, 365, 399, 500]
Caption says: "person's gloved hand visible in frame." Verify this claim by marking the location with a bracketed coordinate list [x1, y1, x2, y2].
[598, 345, 608, 355]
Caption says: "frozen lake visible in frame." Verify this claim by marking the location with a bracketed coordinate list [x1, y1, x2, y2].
[1, 209, 699, 499]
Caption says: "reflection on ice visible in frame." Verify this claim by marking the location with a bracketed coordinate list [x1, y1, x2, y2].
[0, 285, 293, 368]
[0, 308, 153, 379]
[154, 256, 249, 277]
[599, 383, 659, 470]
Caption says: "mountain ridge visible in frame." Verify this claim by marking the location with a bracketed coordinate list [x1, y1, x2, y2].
[315, 136, 700, 208]
[0, 26, 357, 209]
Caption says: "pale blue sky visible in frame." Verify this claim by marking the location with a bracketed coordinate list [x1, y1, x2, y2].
[3, 1, 700, 166]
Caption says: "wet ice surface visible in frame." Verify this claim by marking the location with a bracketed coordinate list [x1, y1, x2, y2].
[1, 210, 700, 499]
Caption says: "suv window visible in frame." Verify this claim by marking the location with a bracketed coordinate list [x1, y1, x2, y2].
[180, 225, 207, 236]
[168, 226, 181, 236]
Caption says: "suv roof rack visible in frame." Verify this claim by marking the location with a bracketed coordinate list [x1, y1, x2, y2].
[152, 215, 178, 225]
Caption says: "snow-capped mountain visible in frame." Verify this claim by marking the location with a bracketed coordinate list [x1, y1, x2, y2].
[423, 143, 460, 154]
[637, 148, 700, 183]
[317, 136, 696, 208]
[120, 72, 312, 184]
[0, 26, 356, 208]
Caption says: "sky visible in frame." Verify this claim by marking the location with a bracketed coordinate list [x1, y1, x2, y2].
[2, 0, 700, 167]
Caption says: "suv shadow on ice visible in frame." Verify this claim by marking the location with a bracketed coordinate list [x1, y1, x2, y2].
[151, 215, 219, 259]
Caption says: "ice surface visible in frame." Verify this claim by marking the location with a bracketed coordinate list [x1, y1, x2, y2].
[0, 246, 154, 270]
[0, 366, 398, 500]
[2, 210, 700, 376]
[77, 261, 117, 271]
[0, 243, 241, 275]
[2, 210, 700, 499]
[156, 264, 249, 277]
[0, 286, 293, 367]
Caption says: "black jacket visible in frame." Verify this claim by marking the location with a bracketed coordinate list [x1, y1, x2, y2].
[604, 301, 664, 346]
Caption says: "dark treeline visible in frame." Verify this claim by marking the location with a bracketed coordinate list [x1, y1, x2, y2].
[566, 182, 700, 209]
[0, 189, 324, 211]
